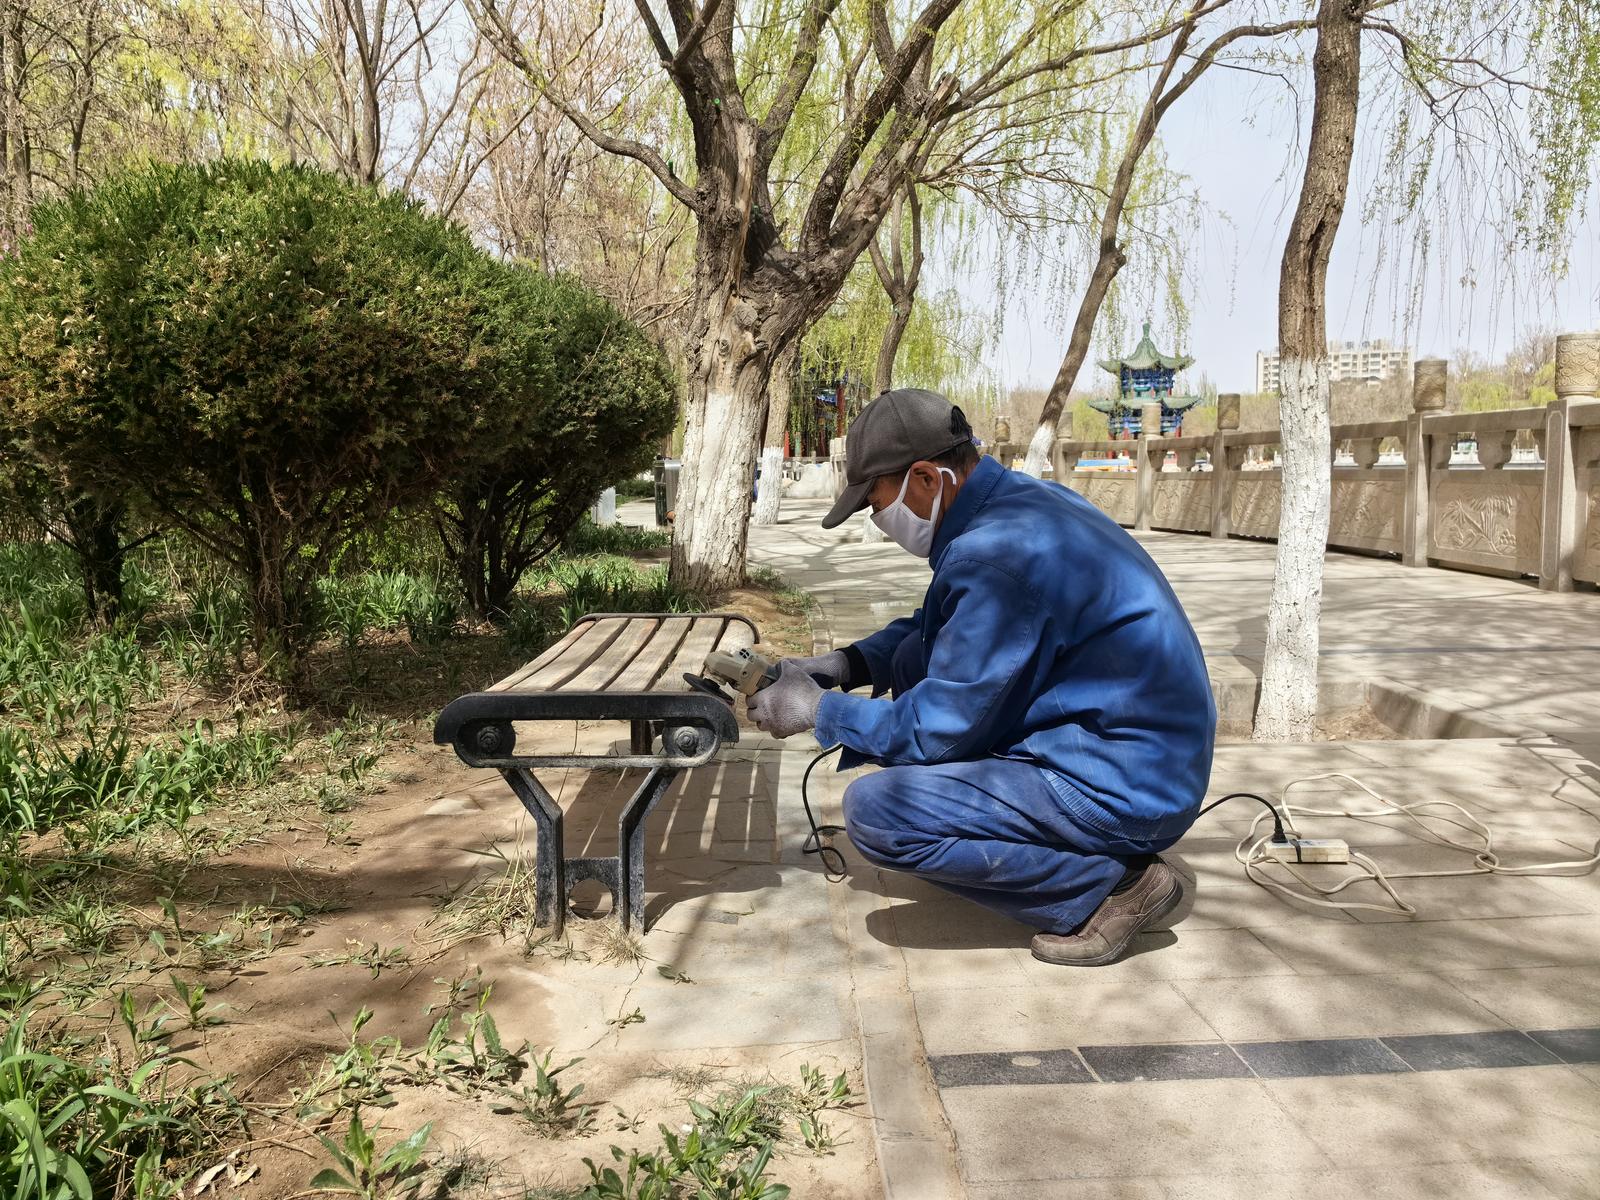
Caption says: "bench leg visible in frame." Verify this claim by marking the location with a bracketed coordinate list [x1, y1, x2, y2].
[503, 764, 678, 936]
[618, 766, 679, 931]
[503, 767, 567, 936]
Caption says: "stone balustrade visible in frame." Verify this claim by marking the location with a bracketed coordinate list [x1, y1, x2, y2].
[981, 331, 1600, 592]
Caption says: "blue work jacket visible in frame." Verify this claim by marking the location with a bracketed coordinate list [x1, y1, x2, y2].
[814, 454, 1216, 844]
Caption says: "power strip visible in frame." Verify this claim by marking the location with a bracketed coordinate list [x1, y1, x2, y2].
[1265, 838, 1351, 865]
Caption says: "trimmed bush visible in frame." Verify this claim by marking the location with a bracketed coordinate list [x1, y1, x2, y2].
[436, 268, 677, 618]
[0, 161, 517, 681]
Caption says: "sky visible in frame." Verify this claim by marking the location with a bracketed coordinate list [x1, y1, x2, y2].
[975, 43, 1600, 396]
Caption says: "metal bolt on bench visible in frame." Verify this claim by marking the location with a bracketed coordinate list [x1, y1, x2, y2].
[433, 612, 758, 936]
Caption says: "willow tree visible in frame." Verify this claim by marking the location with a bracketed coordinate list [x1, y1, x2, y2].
[470, 0, 1221, 591]
[1254, 0, 1600, 740]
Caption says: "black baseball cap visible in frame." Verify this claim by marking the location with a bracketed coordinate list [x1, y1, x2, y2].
[821, 388, 974, 529]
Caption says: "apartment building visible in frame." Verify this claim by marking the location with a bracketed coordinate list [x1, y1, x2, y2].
[1254, 339, 1412, 393]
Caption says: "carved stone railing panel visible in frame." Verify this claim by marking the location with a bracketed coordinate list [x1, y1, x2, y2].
[1429, 474, 1544, 576]
[1232, 474, 1282, 539]
[1077, 473, 1137, 524]
[1575, 424, 1600, 585]
[1329, 473, 1405, 553]
[1150, 475, 1210, 532]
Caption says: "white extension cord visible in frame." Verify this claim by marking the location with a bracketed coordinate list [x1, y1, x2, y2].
[1234, 772, 1600, 916]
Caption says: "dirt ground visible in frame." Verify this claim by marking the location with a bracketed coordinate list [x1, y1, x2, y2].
[152, 586, 874, 1199]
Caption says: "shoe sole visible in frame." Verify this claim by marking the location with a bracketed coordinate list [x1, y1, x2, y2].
[1030, 873, 1186, 968]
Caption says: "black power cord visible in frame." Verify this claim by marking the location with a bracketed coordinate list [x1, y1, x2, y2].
[801, 743, 847, 879]
[1198, 790, 1290, 843]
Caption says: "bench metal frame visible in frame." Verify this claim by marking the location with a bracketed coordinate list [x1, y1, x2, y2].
[434, 612, 756, 935]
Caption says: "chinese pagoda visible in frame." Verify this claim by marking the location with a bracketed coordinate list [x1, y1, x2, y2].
[1090, 321, 1202, 437]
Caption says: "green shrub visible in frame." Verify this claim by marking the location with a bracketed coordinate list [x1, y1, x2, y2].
[435, 269, 677, 619]
[0, 160, 517, 685]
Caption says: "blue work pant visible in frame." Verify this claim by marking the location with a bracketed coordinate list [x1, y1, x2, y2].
[840, 632, 1162, 934]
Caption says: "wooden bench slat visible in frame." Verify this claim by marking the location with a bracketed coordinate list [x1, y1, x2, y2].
[488, 619, 598, 692]
[507, 617, 630, 692]
[557, 616, 661, 691]
[607, 616, 695, 692]
[661, 615, 732, 691]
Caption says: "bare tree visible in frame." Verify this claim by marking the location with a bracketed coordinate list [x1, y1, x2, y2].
[469, 0, 1221, 591]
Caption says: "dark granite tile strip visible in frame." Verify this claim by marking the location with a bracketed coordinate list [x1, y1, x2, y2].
[1078, 1042, 1251, 1083]
[929, 1048, 1094, 1089]
[1378, 1030, 1562, 1072]
[1525, 1026, 1600, 1065]
[1233, 1037, 1412, 1079]
[929, 1027, 1592, 1088]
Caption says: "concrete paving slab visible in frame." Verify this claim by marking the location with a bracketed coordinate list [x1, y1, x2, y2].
[1158, 1158, 1573, 1200]
[1262, 1065, 1600, 1168]
[1170, 972, 1514, 1041]
[1441, 966, 1600, 1028]
[940, 1078, 1333, 1182]
[1250, 913, 1600, 975]
[915, 981, 1223, 1057]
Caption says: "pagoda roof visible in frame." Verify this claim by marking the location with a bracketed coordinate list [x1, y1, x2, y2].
[1089, 394, 1205, 414]
[1097, 321, 1194, 374]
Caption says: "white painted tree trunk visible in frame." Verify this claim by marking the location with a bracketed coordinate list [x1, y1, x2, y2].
[1020, 422, 1055, 478]
[753, 446, 783, 526]
[673, 376, 767, 593]
[1253, 357, 1332, 741]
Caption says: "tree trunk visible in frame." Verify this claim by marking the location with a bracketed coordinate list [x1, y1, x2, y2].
[1254, 0, 1363, 742]
[1020, 22, 1198, 478]
[752, 343, 796, 528]
[869, 186, 923, 396]
[1, 0, 30, 246]
[672, 303, 783, 594]
[61, 494, 126, 624]
[1020, 239, 1127, 476]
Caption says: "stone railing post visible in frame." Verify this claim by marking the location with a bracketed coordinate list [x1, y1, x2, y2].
[829, 436, 847, 499]
[1543, 331, 1599, 591]
[1135, 401, 1163, 531]
[1050, 414, 1076, 484]
[1211, 393, 1239, 539]
[1403, 358, 1447, 566]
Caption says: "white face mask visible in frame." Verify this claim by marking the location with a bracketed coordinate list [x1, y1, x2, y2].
[871, 467, 956, 558]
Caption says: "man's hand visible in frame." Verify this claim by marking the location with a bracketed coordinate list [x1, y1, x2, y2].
[784, 649, 849, 688]
[746, 660, 825, 738]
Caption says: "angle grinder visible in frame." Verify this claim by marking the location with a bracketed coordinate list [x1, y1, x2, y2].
[683, 646, 781, 705]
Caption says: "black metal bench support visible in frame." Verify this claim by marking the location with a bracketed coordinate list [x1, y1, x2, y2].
[503, 760, 680, 937]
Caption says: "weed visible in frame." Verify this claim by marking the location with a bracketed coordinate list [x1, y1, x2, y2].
[607, 1008, 645, 1029]
[490, 1052, 593, 1138]
[654, 965, 694, 985]
[165, 974, 226, 1030]
[310, 1110, 433, 1199]
[579, 1086, 790, 1200]
[796, 1115, 836, 1156]
[424, 841, 539, 954]
[310, 941, 410, 979]
[584, 920, 645, 967]
[1, 1006, 244, 1200]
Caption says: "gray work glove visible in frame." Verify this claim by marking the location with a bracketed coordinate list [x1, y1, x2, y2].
[785, 649, 849, 688]
[746, 660, 825, 738]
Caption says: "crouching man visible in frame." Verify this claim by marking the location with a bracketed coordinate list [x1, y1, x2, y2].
[748, 388, 1215, 966]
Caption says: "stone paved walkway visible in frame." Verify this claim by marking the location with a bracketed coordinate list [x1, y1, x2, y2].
[737, 499, 1600, 1200]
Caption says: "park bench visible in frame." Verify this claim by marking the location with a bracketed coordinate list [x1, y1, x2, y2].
[433, 611, 759, 936]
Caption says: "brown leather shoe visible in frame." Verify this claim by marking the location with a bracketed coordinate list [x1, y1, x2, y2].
[1030, 860, 1184, 967]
